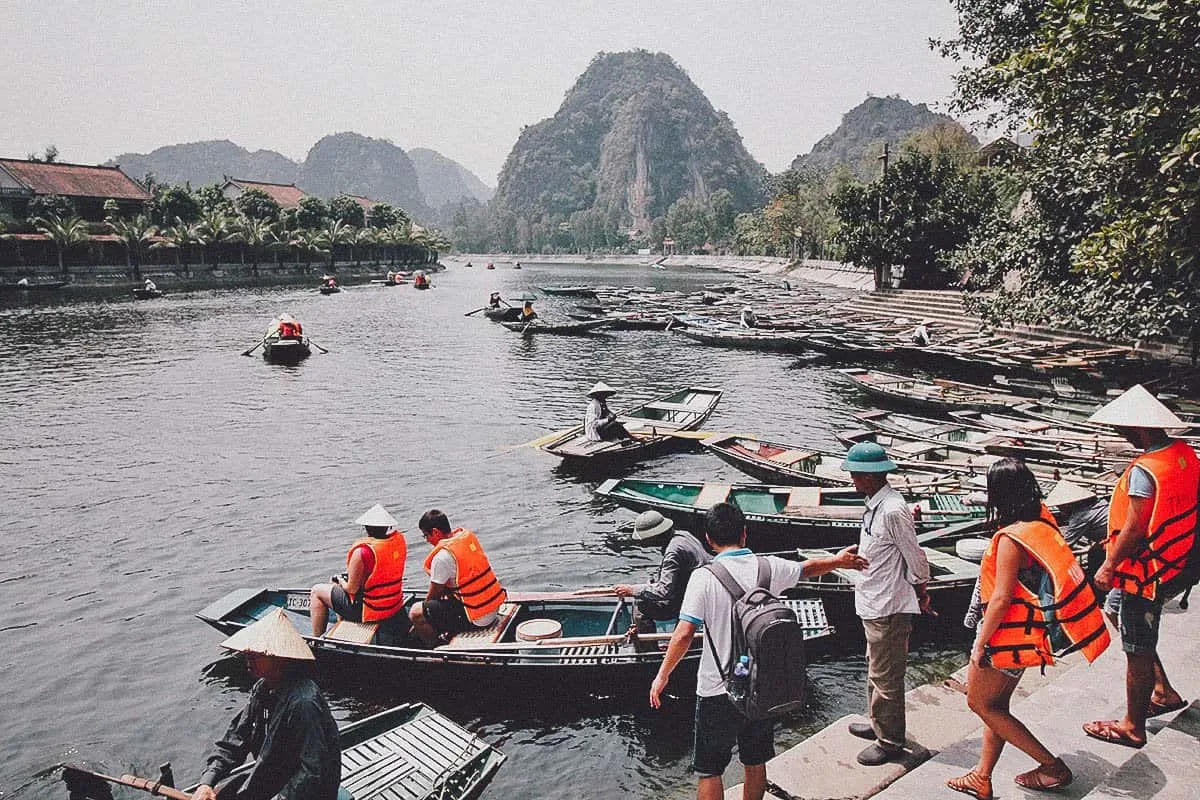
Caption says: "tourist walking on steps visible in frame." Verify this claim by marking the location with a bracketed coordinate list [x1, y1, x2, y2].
[649, 502, 867, 800]
[1083, 385, 1199, 749]
[948, 458, 1110, 799]
[192, 610, 340, 800]
[409, 510, 508, 646]
[612, 510, 712, 635]
[840, 442, 932, 766]
[309, 504, 410, 637]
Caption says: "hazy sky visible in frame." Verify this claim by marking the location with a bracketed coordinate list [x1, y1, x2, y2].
[2, 1, 965, 185]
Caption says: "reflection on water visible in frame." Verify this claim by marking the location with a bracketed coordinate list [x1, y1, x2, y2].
[0, 263, 964, 799]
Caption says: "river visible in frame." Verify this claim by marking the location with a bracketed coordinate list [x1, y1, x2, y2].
[0, 261, 966, 799]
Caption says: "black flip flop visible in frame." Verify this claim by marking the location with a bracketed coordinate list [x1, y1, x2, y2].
[1147, 698, 1189, 718]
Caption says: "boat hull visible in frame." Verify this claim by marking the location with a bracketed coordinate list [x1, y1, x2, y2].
[263, 338, 311, 364]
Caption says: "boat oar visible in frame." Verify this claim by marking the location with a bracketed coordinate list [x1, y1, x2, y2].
[62, 766, 191, 800]
[241, 338, 267, 357]
[487, 425, 579, 458]
[464, 306, 487, 317]
[308, 340, 330, 354]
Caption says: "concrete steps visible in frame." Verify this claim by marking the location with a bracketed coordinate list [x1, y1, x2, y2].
[875, 606, 1200, 800]
[1080, 702, 1200, 800]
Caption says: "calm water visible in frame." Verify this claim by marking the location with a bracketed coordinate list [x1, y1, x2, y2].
[0, 262, 966, 799]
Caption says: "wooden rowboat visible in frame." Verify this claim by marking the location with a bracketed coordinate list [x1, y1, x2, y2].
[594, 479, 986, 550]
[837, 367, 1025, 413]
[196, 588, 832, 693]
[500, 318, 611, 335]
[483, 307, 523, 322]
[541, 386, 722, 468]
[673, 326, 811, 354]
[65, 703, 506, 800]
[538, 285, 598, 297]
[131, 287, 164, 300]
[701, 433, 962, 494]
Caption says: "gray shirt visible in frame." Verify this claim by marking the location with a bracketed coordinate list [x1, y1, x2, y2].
[855, 483, 930, 620]
[632, 531, 713, 620]
[199, 676, 341, 800]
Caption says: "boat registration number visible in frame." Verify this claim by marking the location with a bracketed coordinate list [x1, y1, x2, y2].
[286, 594, 311, 611]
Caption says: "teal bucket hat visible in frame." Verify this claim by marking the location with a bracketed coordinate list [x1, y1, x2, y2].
[840, 441, 897, 473]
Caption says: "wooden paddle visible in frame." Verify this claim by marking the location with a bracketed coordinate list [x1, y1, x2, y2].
[63, 765, 191, 800]
[487, 425, 579, 457]
[241, 338, 267, 357]
[463, 306, 487, 316]
[308, 339, 330, 354]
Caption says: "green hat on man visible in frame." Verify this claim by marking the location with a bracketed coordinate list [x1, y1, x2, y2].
[840, 441, 897, 473]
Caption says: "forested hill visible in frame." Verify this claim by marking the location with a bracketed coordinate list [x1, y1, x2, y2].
[297, 132, 430, 219]
[108, 136, 488, 222]
[791, 96, 977, 179]
[110, 140, 298, 187]
[408, 148, 493, 209]
[491, 50, 765, 242]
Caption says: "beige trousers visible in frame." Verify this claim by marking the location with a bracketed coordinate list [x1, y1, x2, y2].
[862, 613, 913, 748]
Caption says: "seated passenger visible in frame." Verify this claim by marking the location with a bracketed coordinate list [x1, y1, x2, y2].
[309, 504, 409, 637]
[584, 382, 631, 442]
[410, 510, 507, 646]
[144, 278, 157, 291]
[519, 301, 537, 322]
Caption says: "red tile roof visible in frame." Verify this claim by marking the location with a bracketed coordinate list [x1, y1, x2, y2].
[0, 159, 151, 201]
[344, 194, 381, 211]
[225, 179, 307, 209]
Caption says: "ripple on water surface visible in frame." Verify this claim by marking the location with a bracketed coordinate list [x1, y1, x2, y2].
[0, 265, 966, 799]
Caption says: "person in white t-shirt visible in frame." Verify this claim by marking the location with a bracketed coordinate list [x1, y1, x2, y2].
[650, 502, 867, 800]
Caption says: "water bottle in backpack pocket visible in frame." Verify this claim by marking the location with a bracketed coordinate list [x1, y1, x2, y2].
[704, 557, 808, 721]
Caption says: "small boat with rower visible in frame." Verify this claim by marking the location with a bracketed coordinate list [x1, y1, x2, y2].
[500, 318, 611, 335]
[540, 386, 722, 468]
[131, 287, 164, 300]
[260, 314, 312, 365]
[196, 588, 832, 693]
[64, 702, 506, 800]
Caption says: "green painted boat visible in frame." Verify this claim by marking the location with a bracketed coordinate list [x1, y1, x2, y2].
[594, 479, 985, 549]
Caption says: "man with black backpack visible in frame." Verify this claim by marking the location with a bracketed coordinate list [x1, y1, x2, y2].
[650, 502, 867, 800]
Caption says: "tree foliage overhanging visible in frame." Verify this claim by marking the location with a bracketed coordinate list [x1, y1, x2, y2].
[941, 0, 1200, 339]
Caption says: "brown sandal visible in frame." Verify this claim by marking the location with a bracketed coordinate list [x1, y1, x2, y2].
[1014, 758, 1073, 792]
[946, 770, 993, 800]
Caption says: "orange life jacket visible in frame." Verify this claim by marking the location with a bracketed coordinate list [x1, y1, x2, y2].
[423, 528, 506, 623]
[979, 510, 1109, 669]
[349, 532, 407, 623]
[1106, 439, 1200, 600]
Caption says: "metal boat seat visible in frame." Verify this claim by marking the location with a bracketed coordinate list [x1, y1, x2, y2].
[439, 602, 518, 650]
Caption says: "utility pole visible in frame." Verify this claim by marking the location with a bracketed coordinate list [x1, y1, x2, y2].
[878, 142, 890, 177]
[874, 142, 892, 291]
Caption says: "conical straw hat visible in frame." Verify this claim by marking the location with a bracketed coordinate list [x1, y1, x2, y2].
[355, 503, 398, 527]
[220, 608, 315, 660]
[1044, 480, 1096, 508]
[1087, 384, 1186, 429]
[587, 381, 617, 397]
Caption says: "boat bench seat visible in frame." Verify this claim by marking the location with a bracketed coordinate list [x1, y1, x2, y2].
[643, 401, 701, 414]
[439, 602, 518, 650]
[327, 620, 379, 645]
[768, 449, 815, 466]
[784, 486, 822, 509]
[694, 483, 731, 508]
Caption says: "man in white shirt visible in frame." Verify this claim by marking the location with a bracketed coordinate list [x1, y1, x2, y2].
[841, 441, 931, 766]
[650, 502, 867, 800]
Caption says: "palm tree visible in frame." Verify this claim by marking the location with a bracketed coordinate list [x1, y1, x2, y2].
[32, 214, 90, 277]
[195, 209, 232, 270]
[351, 226, 377, 267]
[232, 217, 275, 275]
[386, 222, 413, 266]
[107, 214, 158, 279]
[152, 218, 203, 276]
[316, 219, 352, 269]
[289, 229, 328, 272]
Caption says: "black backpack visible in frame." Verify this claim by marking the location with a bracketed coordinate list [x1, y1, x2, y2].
[704, 557, 808, 720]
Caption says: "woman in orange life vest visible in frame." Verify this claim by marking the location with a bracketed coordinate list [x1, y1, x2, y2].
[309, 504, 409, 638]
[947, 458, 1109, 799]
[409, 509, 507, 647]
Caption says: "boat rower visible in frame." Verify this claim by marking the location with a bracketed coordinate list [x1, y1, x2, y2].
[309, 504, 410, 637]
[193, 609, 340, 800]
[488, 291, 502, 309]
[739, 306, 758, 329]
[584, 381, 632, 442]
[612, 511, 712, 640]
[144, 278, 157, 292]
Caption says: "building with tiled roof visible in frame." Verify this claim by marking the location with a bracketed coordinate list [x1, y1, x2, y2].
[0, 158, 151, 220]
[220, 178, 308, 209]
[343, 194, 382, 212]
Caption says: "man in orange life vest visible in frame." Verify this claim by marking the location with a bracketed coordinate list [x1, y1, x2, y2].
[409, 509, 507, 646]
[1083, 386, 1200, 749]
[309, 504, 410, 637]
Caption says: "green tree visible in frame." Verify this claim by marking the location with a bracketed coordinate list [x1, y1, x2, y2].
[234, 188, 281, 222]
[941, 0, 1200, 338]
[108, 214, 158, 279]
[32, 213, 90, 276]
[232, 217, 279, 275]
[832, 150, 998, 288]
[665, 197, 711, 252]
[153, 219, 202, 275]
[195, 209, 232, 269]
[329, 195, 367, 228]
[316, 219, 352, 268]
[28, 194, 75, 221]
[367, 202, 406, 229]
[296, 196, 329, 230]
[195, 183, 230, 214]
[152, 185, 202, 226]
